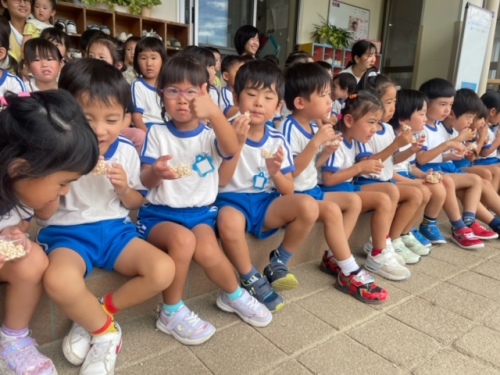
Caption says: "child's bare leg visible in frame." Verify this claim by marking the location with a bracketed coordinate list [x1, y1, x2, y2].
[487, 165, 500, 191]
[44, 250, 109, 332]
[464, 166, 493, 184]
[442, 176, 462, 221]
[357, 191, 393, 249]
[398, 182, 433, 230]
[479, 178, 500, 216]
[192, 225, 239, 293]
[450, 173, 482, 214]
[0, 243, 48, 330]
[324, 192, 362, 238]
[147, 222, 195, 305]
[317, 200, 353, 261]
[475, 202, 496, 224]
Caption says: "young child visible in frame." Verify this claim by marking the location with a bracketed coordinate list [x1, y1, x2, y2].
[331, 72, 356, 118]
[355, 70, 428, 263]
[0, 90, 99, 375]
[206, 46, 222, 90]
[417, 78, 493, 248]
[22, 0, 55, 48]
[40, 26, 70, 62]
[0, 17, 25, 94]
[131, 36, 166, 131]
[2, 0, 30, 64]
[183, 45, 220, 107]
[123, 35, 139, 84]
[319, 91, 410, 281]
[279, 62, 388, 303]
[316, 60, 333, 77]
[216, 59, 321, 311]
[23, 37, 62, 91]
[138, 54, 271, 345]
[37, 59, 175, 374]
[220, 54, 245, 118]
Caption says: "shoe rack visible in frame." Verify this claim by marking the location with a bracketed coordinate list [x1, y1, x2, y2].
[56, 2, 189, 53]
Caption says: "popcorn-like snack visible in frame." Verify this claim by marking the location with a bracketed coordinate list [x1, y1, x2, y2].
[402, 125, 412, 132]
[411, 136, 417, 143]
[92, 160, 108, 176]
[326, 139, 341, 146]
[467, 143, 478, 151]
[171, 164, 193, 178]
[452, 149, 465, 157]
[426, 172, 442, 184]
[261, 149, 276, 159]
[0, 239, 26, 261]
[244, 111, 251, 119]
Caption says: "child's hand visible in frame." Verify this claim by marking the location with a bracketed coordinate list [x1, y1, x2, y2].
[313, 122, 335, 147]
[189, 83, 219, 121]
[358, 159, 384, 174]
[456, 128, 476, 142]
[107, 162, 130, 195]
[395, 127, 412, 147]
[153, 155, 179, 180]
[265, 146, 284, 176]
[0, 227, 32, 258]
[233, 113, 251, 147]
[411, 133, 425, 152]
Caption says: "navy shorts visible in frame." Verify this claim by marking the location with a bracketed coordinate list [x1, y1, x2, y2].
[137, 204, 218, 239]
[37, 218, 138, 277]
[216, 192, 280, 239]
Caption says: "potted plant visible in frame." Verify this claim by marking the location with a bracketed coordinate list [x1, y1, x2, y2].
[312, 17, 352, 49]
[134, 0, 161, 17]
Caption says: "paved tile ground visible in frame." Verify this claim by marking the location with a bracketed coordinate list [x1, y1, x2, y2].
[42, 240, 500, 375]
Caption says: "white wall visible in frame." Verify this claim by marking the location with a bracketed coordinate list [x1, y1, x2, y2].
[151, 0, 179, 22]
[297, 0, 384, 44]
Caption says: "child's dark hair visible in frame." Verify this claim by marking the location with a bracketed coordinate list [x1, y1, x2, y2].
[205, 46, 220, 55]
[336, 91, 383, 132]
[285, 51, 312, 68]
[182, 45, 216, 68]
[316, 60, 332, 72]
[38, 0, 57, 9]
[388, 89, 427, 131]
[80, 29, 106, 52]
[233, 25, 259, 56]
[284, 62, 331, 111]
[157, 53, 209, 92]
[87, 36, 124, 70]
[221, 54, 245, 74]
[481, 91, 500, 112]
[133, 36, 167, 76]
[234, 59, 284, 101]
[59, 58, 131, 111]
[23, 38, 62, 66]
[357, 67, 395, 98]
[124, 35, 140, 53]
[476, 103, 489, 121]
[0, 17, 15, 71]
[333, 72, 356, 95]
[0, 90, 99, 213]
[419, 78, 455, 101]
[262, 54, 279, 66]
[452, 88, 483, 118]
[346, 40, 377, 68]
[40, 27, 70, 51]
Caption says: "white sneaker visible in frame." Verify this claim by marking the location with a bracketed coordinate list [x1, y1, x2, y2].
[365, 248, 411, 281]
[401, 232, 430, 256]
[392, 238, 421, 264]
[62, 322, 91, 366]
[216, 289, 272, 328]
[80, 323, 122, 375]
[363, 237, 405, 265]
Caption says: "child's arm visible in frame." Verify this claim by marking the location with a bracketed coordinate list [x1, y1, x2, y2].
[364, 127, 412, 162]
[478, 126, 492, 157]
[225, 105, 241, 119]
[293, 124, 335, 177]
[321, 159, 383, 186]
[266, 147, 294, 195]
[107, 162, 144, 210]
[416, 140, 463, 165]
[141, 156, 178, 189]
[394, 135, 425, 164]
[131, 113, 148, 132]
[316, 144, 338, 169]
[191, 83, 238, 157]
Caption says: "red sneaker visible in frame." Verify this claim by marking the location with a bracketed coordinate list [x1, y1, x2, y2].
[451, 227, 484, 249]
[336, 269, 389, 304]
[319, 251, 340, 277]
[468, 221, 499, 240]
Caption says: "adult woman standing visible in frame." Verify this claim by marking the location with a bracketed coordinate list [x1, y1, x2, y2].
[1, 0, 30, 64]
[341, 40, 377, 83]
[233, 25, 259, 57]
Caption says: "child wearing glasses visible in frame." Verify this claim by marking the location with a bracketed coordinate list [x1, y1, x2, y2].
[137, 54, 272, 346]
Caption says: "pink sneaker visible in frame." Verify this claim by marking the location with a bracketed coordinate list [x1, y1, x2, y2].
[0, 335, 57, 375]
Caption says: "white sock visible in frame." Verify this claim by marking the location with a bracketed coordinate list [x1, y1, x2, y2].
[337, 256, 359, 276]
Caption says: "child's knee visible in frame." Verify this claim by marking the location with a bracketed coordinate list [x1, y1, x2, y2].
[43, 263, 84, 301]
[194, 242, 224, 268]
[146, 255, 175, 291]
[296, 195, 320, 223]
[6, 243, 48, 285]
[345, 194, 362, 213]
[420, 185, 432, 204]
[217, 209, 246, 241]
[320, 201, 342, 224]
[377, 193, 394, 213]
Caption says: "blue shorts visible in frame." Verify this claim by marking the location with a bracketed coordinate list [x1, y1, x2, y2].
[453, 159, 471, 168]
[419, 162, 465, 174]
[354, 177, 396, 186]
[319, 182, 361, 192]
[396, 171, 416, 180]
[295, 186, 324, 200]
[137, 204, 218, 239]
[474, 158, 499, 166]
[216, 192, 280, 239]
[37, 218, 138, 277]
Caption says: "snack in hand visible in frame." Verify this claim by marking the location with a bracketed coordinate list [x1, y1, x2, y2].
[261, 149, 276, 159]
[426, 171, 442, 184]
[402, 125, 412, 132]
[467, 143, 478, 151]
[0, 236, 27, 261]
[170, 163, 193, 178]
[92, 160, 108, 176]
[244, 111, 251, 119]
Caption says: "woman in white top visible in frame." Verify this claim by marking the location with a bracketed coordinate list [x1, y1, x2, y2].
[341, 40, 377, 83]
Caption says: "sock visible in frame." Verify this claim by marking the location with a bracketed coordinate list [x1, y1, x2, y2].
[0, 325, 29, 341]
[102, 293, 119, 316]
[463, 212, 476, 226]
[451, 219, 467, 231]
[371, 248, 383, 257]
[401, 232, 409, 237]
[272, 244, 293, 265]
[91, 315, 116, 336]
[162, 301, 185, 316]
[489, 217, 500, 232]
[337, 256, 359, 276]
[225, 287, 244, 301]
[421, 216, 437, 226]
[240, 266, 259, 282]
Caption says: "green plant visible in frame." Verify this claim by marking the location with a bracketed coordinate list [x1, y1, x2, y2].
[312, 17, 352, 49]
[82, 0, 161, 15]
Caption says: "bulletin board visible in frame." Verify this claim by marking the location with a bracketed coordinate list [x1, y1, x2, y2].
[328, 1, 370, 42]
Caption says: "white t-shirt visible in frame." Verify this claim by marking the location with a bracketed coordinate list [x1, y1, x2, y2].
[0, 207, 32, 232]
[209, 85, 220, 107]
[24, 77, 39, 93]
[393, 144, 414, 173]
[218, 126, 295, 194]
[0, 70, 25, 96]
[277, 116, 320, 191]
[131, 78, 163, 125]
[421, 122, 449, 164]
[220, 87, 234, 115]
[478, 126, 498, 161]
[39, 137, 145, 226]
[358, 122, 396, 181]
[319, 138, 357, 184]
[331, 99, 344, 117]
[340, 66, 361, 83]
[141, 121, 225, 207]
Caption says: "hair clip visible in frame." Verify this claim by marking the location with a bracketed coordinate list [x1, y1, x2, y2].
[0, 97, 7, 107]
[337, 114, 343, 121]
[348, 93, 358, 100]
[18, 92, 30, 98]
